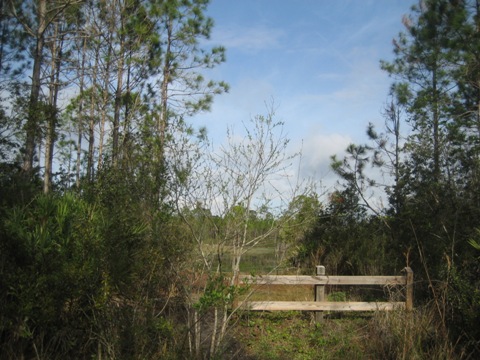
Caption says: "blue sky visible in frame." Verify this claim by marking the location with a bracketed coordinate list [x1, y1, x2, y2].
[193, 0, 414, 190]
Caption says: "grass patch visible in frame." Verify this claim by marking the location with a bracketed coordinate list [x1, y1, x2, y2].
[228, 304, 458, 360]
[200, 243, 290, 274]
[232, 311, 368, 360]
[232, 283, 371, 359]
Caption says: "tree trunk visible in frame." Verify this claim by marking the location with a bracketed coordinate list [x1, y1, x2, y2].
[23, 0, 47, 175]
[76, 36, 87, 188]
[98, 37, 113, 172]
[112, 38, 124, 167]
[432, 66, 440, 182]
[194, 309, 201, 359]
[44, 21, 63, 194]
[209, 306, 218, 356]
[158, 16, 173, 156]
[87, 45, 100, 182]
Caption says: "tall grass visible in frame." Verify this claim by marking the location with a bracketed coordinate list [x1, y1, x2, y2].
[366, 304, 458, 359]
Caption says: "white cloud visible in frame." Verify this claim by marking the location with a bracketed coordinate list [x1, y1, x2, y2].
[210, 25, 284, 52]
[296, 132, 351, 183]
[193, 0, 411, 205]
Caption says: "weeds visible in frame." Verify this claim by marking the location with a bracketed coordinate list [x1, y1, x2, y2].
[233, 311, 367, 359]
[230, 304, 461, 360]
[366, 304, 457, 359]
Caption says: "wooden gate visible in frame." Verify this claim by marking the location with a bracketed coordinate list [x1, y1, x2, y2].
[239, 267, 413, 315]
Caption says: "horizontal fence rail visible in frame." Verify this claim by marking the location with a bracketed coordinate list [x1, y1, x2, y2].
[246, 301, 404, 312]
[239, 275, 407, 286]
[239, 267, 413, 317]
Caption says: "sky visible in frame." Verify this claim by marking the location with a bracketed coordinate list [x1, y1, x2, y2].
[192, 0, 415, 195]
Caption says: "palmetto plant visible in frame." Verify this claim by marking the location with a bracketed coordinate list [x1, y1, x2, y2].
[1, 193, 105, 358]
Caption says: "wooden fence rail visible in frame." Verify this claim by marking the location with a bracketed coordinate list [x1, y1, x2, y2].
[239, 266, 413, 316]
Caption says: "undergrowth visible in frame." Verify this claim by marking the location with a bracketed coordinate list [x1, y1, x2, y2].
[231, 311, 368, 360]
[229, 305, 461, 360]
[366, 305, 458, 360]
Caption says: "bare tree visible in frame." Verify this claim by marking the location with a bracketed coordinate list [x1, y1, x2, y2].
[174, 105, 309, 357]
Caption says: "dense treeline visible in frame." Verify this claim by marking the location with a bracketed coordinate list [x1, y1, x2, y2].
[0, 0, 229, 358]
[0, 0, 479, 359]
[297, 0, 480, 356]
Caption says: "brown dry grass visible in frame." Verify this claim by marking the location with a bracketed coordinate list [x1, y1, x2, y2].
[242, 284, 314, 301]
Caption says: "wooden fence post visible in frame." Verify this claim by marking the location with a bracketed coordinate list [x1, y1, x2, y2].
[405, 267, 414, 311]
[315, 265, 325, 323]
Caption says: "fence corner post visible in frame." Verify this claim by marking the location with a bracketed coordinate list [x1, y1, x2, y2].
[315, 265, 326, 323]
[405, 267, 414, 311]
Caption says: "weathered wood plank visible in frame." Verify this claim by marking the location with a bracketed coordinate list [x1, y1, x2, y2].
[242, 301, 406, 312]
[315, 265, 325, 323]
[239, 275, 317, 285]
[240, 275, 406, 286]
[405, 267, 414, 311]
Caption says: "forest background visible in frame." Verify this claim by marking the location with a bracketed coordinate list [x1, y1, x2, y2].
[0, 0, 479, 359]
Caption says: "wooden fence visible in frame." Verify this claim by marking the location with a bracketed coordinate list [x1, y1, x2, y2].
[239, 266, 413, 316]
